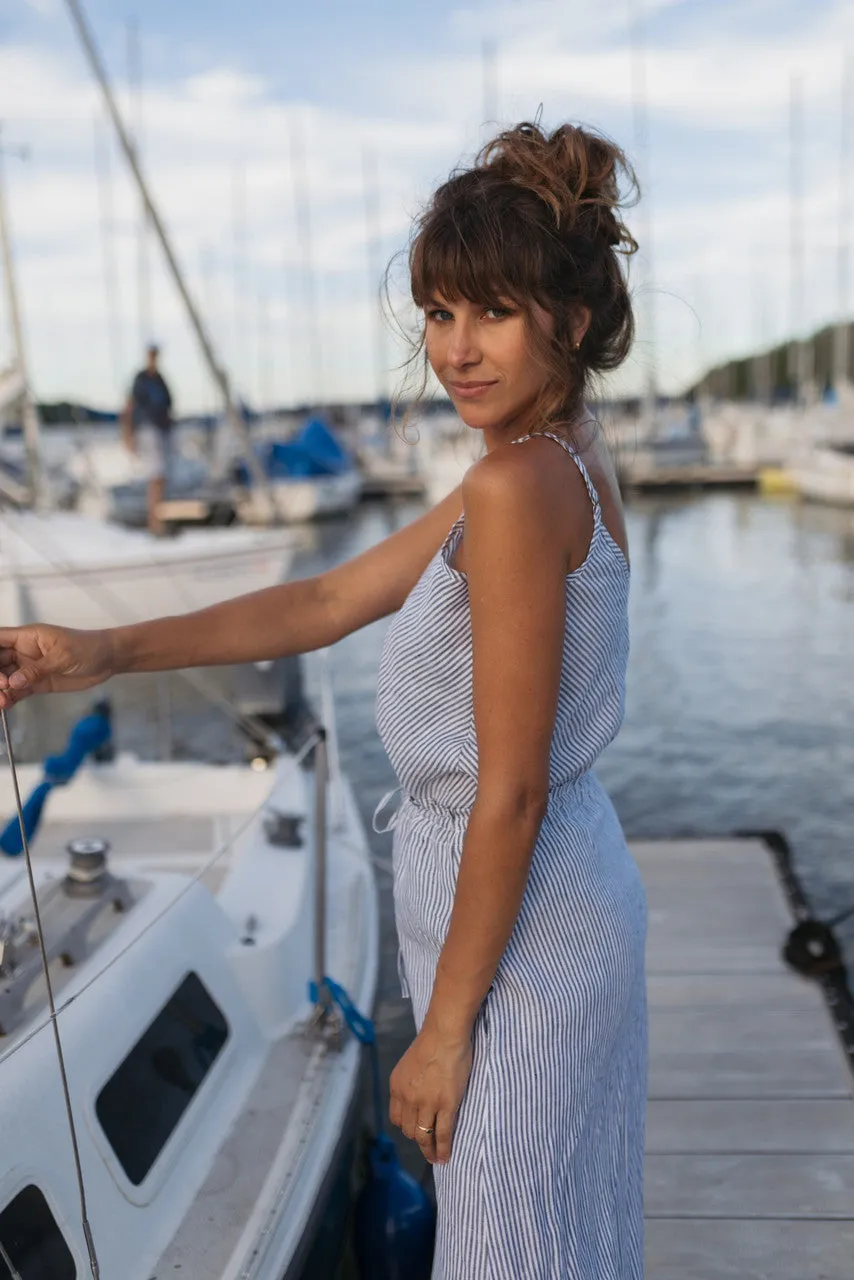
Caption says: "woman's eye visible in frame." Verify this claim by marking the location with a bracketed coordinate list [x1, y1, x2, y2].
[426, 308, 453, 322]
[484, 306, 512, 320]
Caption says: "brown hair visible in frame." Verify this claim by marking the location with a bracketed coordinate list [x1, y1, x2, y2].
[401, 120, 638, 435]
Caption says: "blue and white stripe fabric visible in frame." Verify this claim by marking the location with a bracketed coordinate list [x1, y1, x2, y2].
[375, 431, 647, 1279]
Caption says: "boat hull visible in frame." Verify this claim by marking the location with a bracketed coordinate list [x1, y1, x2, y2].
[285, 1053, 368, 1280]
[0, 511, 295, 628]
[236, 472, 363, 524]
[788, 445, 854, 507]
[0, 751, 379, 1280]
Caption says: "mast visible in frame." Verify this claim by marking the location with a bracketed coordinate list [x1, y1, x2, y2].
[289, 112, 323, 407]
[751, 248, 772, 404]
[788, 73, 810, 404]
[127, 17, 151, 350]
[0, 127, 46, 509]
[232, 157, 247, 403]
[628, 0, 657, 422]
[482, 40, 499, 129]
[257, 288, 273, 414]
[834, 53, 853, 393]
[93, 112, 124, 396]
[361, 145, 386, 406]
[63, 0, 274, 509]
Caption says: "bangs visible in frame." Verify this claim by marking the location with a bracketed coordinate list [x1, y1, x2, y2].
[410, 196, 539, 311]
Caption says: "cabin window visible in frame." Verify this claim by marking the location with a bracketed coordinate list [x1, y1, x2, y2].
[0, 1185, 76, 1279]
[96, 971, 229, 1185]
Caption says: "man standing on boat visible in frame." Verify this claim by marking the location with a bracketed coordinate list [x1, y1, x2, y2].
[122, 343, 173, 534]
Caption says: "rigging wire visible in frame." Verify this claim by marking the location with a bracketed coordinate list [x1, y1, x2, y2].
[0, 709, 101, 1278]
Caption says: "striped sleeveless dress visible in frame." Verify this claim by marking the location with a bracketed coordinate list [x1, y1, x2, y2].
[375, 431, 648, 1280]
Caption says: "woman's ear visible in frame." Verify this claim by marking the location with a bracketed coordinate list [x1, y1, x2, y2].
[572, 305, 592, 349]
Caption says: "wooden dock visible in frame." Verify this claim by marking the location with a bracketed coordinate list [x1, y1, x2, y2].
[618, 465, 758, 492]
[634, 836, 854, 1278]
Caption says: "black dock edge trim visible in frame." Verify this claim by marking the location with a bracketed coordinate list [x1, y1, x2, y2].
[736, 827, 854, 1080]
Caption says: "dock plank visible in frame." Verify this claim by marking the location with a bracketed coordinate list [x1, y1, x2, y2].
[633, 836, 854, 1277]
[646, 1219, 854, 1280]
[646, 1152, 854, 1219]
[646, 1099, 854, 1154]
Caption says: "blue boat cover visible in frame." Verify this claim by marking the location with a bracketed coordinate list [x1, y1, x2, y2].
[261, 417, 354, 480]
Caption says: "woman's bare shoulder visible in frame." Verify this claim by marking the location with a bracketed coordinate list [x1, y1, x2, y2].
[462, 436, 590, 533]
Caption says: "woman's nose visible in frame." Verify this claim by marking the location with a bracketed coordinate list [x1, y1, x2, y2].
[447, 321, 481, 368]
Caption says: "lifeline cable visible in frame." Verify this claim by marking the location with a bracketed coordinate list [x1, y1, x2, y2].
[0, 709, 100, 1278]
[0, 1236, 22, 1279]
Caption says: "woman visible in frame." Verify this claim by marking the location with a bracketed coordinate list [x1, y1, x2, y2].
[0, 122, 647, 1279]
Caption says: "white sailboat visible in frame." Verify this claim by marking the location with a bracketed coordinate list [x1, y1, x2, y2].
[785, 400, 854, 506]
[235, 470, 363, 525]
[0, 711, 379, 1279]
[230, 415, 364, 527]
[787, 441, 854, 505]
[421, 411, 481, 506]
[0, 87, 299, 628]
[785, 61, 854, 509]
[0, 508, 297, 630]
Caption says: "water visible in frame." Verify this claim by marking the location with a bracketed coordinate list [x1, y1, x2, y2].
[303, 489, 854, 1180]
[302, 488, 854, 903]
[8, 488, 854, 1193]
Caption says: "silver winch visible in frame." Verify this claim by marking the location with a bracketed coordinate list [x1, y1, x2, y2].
[64, 837, 112, 899]
[0, 837, 137, 1038]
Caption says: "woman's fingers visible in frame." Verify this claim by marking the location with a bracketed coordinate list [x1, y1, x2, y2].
[433, 1107, 455, 1165]
[399, 1099, 419, 1142]
[0, 687, 31, 711]
[388, 1084, 403, 1134]
[414, 1107, 438, 1164]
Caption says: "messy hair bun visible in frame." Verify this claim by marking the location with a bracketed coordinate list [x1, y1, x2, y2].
[407, 120, 639, 430]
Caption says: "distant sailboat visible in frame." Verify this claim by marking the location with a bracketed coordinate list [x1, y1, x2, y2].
[785, 57, 854, 507]
[231, 415, 363, 524]
[0, 106, 297, 626]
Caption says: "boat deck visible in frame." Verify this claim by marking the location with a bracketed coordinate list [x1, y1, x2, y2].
[636, 836, 854, 1278]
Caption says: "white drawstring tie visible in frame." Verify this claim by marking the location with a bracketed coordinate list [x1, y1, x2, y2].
[372, 786, 403, 834]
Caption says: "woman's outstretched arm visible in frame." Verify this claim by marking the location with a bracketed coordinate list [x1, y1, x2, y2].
[0, 485, 463, 707]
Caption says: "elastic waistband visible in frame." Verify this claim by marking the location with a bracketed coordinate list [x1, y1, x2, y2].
[371, 774, 591, 834]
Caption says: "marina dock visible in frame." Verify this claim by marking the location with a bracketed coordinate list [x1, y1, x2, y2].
[636, 836, 854, 1278]
[618, 465, 759, 492]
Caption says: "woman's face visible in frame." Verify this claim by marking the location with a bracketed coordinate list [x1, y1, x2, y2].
[424, 295, 552, 441]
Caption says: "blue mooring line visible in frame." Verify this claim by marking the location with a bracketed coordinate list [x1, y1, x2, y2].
[309, 975, 386, 1140]
[0, 704, 112, 856]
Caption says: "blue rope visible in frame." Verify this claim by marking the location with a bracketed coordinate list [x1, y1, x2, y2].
[309, 975, 387, 1140]
[0, 705, 112, 856]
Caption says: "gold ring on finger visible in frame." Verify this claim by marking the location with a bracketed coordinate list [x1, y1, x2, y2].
[416, 1124, 435, 1135]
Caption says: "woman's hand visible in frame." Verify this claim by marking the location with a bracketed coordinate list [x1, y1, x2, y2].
[0, 625, 115, 709]
[389, 1023, 473, 1165]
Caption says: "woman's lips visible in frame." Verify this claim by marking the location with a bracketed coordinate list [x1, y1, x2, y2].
[449, 381, 497, 399]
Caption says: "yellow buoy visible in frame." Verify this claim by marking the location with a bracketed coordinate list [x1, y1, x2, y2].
[758, 467, 798, 496]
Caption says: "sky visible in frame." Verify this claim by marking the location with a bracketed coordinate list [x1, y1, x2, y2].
[1, 0, 854, 412]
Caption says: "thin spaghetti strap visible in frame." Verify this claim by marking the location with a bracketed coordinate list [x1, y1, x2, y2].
[512, 430, 601, 516]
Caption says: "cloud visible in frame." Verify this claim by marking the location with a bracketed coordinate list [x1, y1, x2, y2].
[1, 0, 853, 410]
[0, 41, 458, 407]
